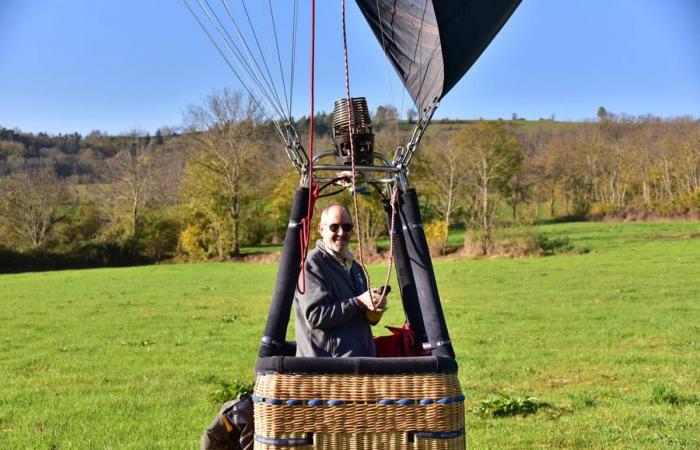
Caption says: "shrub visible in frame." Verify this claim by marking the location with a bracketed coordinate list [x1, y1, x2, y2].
[209, 378, 254, 404]
[424, 220, 448, 256]
[474, 394, 550, 418]
[137, 214, 180, 261]
[0, 239, 147, 273]
[651, 382, 680, 405]
[178, 224, 207, 260]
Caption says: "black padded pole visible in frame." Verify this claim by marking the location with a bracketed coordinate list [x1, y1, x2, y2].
[399, 188, 454, 358]
[383, 199, 427, 343]
[258, 187, 309, 357]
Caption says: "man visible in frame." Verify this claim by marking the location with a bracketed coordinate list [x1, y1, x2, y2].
[294, 203, 388, 357]
[202, 204, 385, 449]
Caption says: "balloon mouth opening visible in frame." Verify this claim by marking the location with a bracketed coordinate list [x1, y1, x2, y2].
[331, 97, 374, 166]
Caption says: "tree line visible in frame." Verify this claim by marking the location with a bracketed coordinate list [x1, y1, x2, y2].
[1, 92, 698, 271]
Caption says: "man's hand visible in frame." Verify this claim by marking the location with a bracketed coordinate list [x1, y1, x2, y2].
[356, 290, 387, 312]
[360, 288, 389, 325]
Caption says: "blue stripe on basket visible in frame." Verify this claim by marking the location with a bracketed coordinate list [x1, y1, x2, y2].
[411, 429, 464, 440]
[255, 434, 313, 446]
[255, 394, 466, 406]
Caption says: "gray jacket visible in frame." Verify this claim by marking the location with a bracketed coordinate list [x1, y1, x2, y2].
[293, 241, 375, 357]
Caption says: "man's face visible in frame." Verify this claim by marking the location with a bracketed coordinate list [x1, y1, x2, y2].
[319, 206, 353, 255]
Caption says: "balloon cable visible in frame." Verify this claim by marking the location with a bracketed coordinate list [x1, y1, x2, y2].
[341, 0, 373, 302]
[298, 0, 318, 294]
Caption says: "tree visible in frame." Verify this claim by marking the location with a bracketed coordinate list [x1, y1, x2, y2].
[373, 105, 399, 131]
[453, 120, 523, 253]
[406, 108, 418, 124]
[0, 167, 69, 250]
[154, 129, 164, 146]
[104, 132, 163, 240]
[413, 133, 465, 242]
[182, 88, 262, 257]
[597, 106, 608, 122]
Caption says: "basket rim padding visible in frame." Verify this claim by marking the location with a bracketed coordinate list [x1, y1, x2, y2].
[255, 355, 457, 376]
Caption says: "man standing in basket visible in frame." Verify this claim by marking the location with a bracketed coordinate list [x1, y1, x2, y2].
[294, 203, 388, 357]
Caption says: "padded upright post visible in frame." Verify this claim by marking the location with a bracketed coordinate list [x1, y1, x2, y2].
[383, 199, 427, 344]
[398, 189, 454, 358]
[258, 187, 309, 357]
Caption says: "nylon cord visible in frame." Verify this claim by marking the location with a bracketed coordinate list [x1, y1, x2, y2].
[239, 0, 289, 117]
[194, 0, 287, 122]
[341, 0, 373, 301]
[289, 0, 299, 119]
[375, 0, 401, 144]
[297, 0, 318, 295]
[182, 0, 284, 140]
[219, 0, 288, 119]
[268, 0, 291, 118]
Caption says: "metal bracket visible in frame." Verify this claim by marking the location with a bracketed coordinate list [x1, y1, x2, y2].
[393, 100, 439, 170]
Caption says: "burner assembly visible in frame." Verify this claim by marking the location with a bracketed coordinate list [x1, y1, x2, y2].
[331, 97, 375, 166]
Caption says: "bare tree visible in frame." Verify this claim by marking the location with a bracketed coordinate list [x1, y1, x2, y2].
[183, 88, 262, 257]
[406, 107, 418, 124]
[0, 167, 68, 249]
[414, 133, 465, 234]
[104, 132, 162, 239]
[454, 120, 523, 253]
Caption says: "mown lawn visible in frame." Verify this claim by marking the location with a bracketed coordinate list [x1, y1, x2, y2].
[1, 221, 699, 449]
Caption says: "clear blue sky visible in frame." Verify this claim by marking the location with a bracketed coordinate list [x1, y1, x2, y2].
[1, 0, 699, 136]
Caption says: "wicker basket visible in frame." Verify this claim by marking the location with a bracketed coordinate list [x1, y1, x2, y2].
[253, 357, 465, 449]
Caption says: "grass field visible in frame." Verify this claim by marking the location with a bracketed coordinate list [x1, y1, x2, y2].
[1, 221, 699, 449]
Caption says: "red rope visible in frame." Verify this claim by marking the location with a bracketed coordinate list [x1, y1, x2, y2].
[341, 0, 373, 300]
[297, 0, 318, 294]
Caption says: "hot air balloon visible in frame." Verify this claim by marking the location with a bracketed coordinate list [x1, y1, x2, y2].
[185, 1, 520, 448]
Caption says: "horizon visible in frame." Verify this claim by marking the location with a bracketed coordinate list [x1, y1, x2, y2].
[2, 110, 700, 138]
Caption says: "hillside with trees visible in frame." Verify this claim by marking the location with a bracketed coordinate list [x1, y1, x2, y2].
[1, 94, 698, 271]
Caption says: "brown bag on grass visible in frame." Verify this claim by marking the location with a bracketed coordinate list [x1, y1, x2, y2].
[200, 394, 254, 450]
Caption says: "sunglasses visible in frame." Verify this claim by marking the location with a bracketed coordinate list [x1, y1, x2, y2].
[325, 223, 353, 233]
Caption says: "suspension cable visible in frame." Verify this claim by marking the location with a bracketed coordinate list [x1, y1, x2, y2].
[217, 0, 287, 119]
[289, 0, 299, 119]
[182, 0, 284, 139]
[341, 0, 373, 300]
[297, 0, 318, 294]
[238, 0, 289, 117]
[374, 0, 401, 144]
[189, 0, 286, 122]
[268, 0, 290, 118]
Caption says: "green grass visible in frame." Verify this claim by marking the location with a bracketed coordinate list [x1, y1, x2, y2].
[1, 220, 699, 449]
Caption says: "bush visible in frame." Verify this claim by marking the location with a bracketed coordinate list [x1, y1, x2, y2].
[424, 220, 448, 256]
[589, 190, 700, 221]
[651, 382, 680, 405]
[0, 239, 148, 273]
[137, 214, 180, 261]
[474, 395, 550, 418]
[178, 224, 207, 260]
[208, 378, 254, 404]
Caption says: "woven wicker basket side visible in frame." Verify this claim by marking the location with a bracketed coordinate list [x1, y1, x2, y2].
[253, 372, 465, 450]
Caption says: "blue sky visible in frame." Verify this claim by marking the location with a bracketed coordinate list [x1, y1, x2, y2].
[1, 0, 699, 135]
